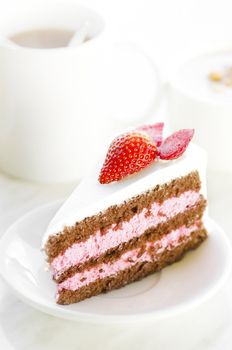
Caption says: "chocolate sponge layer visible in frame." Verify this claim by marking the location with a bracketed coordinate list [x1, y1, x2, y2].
[54, 198, 206, 283]
[56, 227, 207, 305]
[45, 171, 202, 262]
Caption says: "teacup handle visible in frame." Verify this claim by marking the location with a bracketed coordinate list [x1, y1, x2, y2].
[112, 41, 162, 126]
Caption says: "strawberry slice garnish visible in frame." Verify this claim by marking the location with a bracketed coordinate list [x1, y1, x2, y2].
[99, 132, 158, 184]
[158, 129, 194, 160]
[99, 124, 194, 184]
[136, 122, 164, 146]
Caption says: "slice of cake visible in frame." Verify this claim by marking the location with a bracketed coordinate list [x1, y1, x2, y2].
[42, 124, 208, 305]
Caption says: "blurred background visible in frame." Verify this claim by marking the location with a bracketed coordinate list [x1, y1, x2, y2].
[2, 0, 232, 65]
[0, 0, 232, 349]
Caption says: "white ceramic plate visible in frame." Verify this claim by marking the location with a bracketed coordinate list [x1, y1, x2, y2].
[0, 201, 231, 323]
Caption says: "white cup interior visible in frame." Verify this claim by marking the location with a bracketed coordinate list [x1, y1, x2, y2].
[0, 3, 105, 47]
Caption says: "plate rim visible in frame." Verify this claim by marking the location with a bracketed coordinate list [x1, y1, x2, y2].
[0, 201, 231, 324]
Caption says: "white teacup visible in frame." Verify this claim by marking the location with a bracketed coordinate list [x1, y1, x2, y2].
[168, 47, 232, 173]
[0, 3, 160, 183]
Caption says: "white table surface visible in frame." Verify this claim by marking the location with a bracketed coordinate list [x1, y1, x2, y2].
[0, 165, 232, 350]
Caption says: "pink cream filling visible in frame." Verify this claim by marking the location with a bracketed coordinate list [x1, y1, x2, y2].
[57, 223, 198, 293]
[52, 190, 200, 278]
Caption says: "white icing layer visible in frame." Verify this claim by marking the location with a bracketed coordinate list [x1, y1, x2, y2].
[42, 143, 207, 247]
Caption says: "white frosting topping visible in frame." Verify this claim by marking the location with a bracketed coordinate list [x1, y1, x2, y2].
[42, 143, 207, 248]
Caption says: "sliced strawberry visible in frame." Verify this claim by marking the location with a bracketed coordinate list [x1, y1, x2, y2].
[158, 129, 194, 160]
[136, 122, 164, 146]
[99, 132, 158, 184]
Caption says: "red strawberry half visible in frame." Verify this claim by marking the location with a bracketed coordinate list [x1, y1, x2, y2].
[136, 122, 164, 146]
[99, 132, 158, 184]
[158, 129, 194, 160]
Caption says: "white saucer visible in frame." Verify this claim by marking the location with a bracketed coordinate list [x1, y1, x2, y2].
[0, 201, 231, 323]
